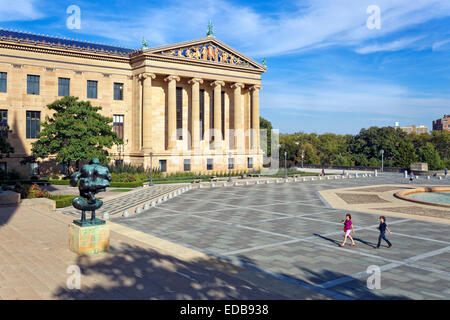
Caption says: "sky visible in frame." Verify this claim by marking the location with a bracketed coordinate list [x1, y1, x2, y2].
[1, 0, 450, 134]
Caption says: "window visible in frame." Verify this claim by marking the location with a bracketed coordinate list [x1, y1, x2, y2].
[27, 75, 40, 95]
[0, 162, 6, 173]
[29, 162, 39, 176]
[113, 114, 124, 139]
[87, 80, 98, 99]
[0, 109, 7, 137]
[58, 78, 70, 96]
[207, 158, 213, 171]
[200, 89, 205, 140]
[26, 111, 40, 139]
[184, 159, 191, 172]
[248, 157, 253, 169]
[228, 157, 234, 169]
[0, 72, 6, 92]
[159, 160, 167, 173]
[115, 160, 124, 167]
[114, 83, 124, 100]
[176, 87, 182, 140]
[59, 163, 69, 175]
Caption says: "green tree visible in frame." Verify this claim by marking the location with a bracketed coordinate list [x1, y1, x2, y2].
[31, 96, 123, 170]
[418, 143, 443, 170]
[395, 141, 417, 168]
[0, 136, 13, 159]
[259, 117, 272, 157]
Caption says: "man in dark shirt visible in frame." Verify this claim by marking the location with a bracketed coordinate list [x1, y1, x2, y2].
[375, 216, 392, 249]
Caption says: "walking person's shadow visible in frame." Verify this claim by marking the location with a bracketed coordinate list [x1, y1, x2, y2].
[313, 233, 377, 248]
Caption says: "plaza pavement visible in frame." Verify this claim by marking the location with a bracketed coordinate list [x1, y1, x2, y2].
[0, 202, 326, 299]
[114, 173, 450, 300]
[1, 173, 449, 300]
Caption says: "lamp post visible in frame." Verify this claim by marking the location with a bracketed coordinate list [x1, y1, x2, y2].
[301, 150, 304, 168]
[228, 152, 232, 182]
[149, 152, 153, 186]
[380, 149, 384, 173]
[284, 151, 287, 179]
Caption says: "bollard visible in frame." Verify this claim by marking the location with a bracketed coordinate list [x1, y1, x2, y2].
[144, 203, 149, 210]
[123, 210, 129, 217]
[404, 170, 408, 179]
[102, 212, 110, 220]
[151, 201, 156, 207]
[135, 207, 142, 214]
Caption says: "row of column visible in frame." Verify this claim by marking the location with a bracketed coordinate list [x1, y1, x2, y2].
[138, 72, 261, 153]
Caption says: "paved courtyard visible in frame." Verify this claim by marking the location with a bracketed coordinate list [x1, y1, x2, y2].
[114, 174, 450, 300]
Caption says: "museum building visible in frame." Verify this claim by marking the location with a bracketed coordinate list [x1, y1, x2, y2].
[0, 28, 266, 176]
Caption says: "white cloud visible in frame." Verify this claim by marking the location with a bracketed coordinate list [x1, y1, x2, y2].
[261, 74, 450, 118]
[355, 36, 424, 54]
[0, 0, 43, 21]
[73, 0, 450, 56]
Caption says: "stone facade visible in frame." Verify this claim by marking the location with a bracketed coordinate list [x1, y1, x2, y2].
[0, 30, 266, 176]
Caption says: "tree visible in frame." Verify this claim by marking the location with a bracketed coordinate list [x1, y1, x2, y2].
[0, 136, 13, 159]
[418, 143, 443, 170]
[260, 117, 272, 157]
[395, 141, 417, 168]
[31, 97, 123, 170]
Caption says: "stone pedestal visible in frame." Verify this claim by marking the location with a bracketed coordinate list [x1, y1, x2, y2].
[0, 190, 20, 205]
[69, 222, 110, 255]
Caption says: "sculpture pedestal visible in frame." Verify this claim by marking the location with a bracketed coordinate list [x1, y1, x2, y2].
[69, 221, 109, 255]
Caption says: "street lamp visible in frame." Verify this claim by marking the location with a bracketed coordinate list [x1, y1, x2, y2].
[284, 151, 288, 179]
[380, 149, 384, 173]
[228, 152, 232, 182]
[149, 152, 153, 186]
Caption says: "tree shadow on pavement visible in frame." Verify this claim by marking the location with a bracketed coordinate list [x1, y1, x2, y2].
[52, 243, 286, 300]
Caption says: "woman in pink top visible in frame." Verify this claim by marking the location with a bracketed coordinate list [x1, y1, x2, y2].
[340, 213, 355, 247]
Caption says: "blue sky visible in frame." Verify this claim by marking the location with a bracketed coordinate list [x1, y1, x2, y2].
[1, 0, 450, 134]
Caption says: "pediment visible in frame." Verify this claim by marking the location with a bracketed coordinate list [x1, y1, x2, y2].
[144, 38, 266, 72]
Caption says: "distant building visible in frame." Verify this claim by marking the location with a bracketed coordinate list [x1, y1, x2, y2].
[432, 115, 450, 131]
[400, 125, 429, 135]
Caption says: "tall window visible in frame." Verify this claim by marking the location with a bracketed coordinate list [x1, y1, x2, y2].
[87, 80, 98, 99]
[248, 157, 253, 169]
[176, 87, 183, 140]
[26, 111, 40, 139]
[207, 158, 213, 171]
[29, 162, 39, 176]
[58, 78, 70, 96]
[159, 160, 167, 173]
[200, 89, 205, 140]
[0, 110, 7, 137]
[0, 72, 6, 92]
[184, 159, 191, 172]
[228, 157, 234, 169]
[113, 114, 124, 139]
[27, 75, 40, 95]
[114, 83, 124, 100]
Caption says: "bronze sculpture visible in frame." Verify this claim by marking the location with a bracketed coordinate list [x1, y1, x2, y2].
[70, 158, 112, 226]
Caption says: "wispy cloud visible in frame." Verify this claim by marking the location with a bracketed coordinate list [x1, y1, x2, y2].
[355, 36, 424, 54]
[261, 74, 450, 118]
[0, 0, 43, 21]
[67, 0, 450, 56]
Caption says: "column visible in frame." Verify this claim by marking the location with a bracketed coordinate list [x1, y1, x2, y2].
[140, 73, 156, 151]
[231, 82, 245, 152]
[210, 80, 225, 150]
[250, 85, 262, 152]
[188, 78, 203, 151]
[164, 75, 180, 149]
